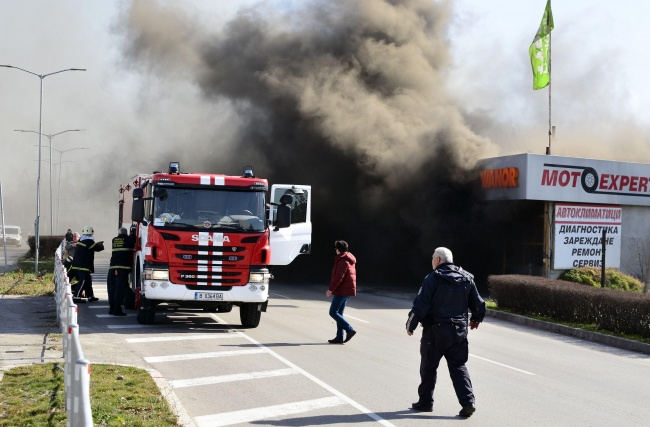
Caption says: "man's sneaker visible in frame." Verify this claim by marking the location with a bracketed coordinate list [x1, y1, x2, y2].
[459, 405, 476, 418]
[410, 401, 433, 412]
[328, 337, 344, 344]
[344, 330, 357, 343]
[72, 298, 86, 304]
[112, 311, 127, 316]
[88, 297, 99, 302]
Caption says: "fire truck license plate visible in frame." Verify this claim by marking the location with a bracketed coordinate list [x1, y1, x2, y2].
[195, 292, 223, 301]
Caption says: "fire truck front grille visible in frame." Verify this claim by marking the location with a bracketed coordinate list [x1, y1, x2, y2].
[175, 245, 246, 252]
[174, 254, 244, 262]
[177, 269, 240, 277]
[185, 285, 234, 291]
[173, 269, 244, 285]
[181, 277, 240, 284]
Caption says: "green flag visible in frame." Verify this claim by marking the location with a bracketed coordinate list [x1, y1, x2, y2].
[529, 0, 554, 90]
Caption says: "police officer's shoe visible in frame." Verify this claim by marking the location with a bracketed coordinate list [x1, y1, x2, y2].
[410, 402, 433, 412]
[327, 337, 344, 344]
[458, 405, 476, 418]
[344, 330, 357, 343]
[72, 298, 86, 304]
[88, 297, 99, 302]
[112, 311, 127, 316]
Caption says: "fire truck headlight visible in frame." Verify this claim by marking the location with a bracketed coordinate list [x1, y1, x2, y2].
[144, 268, 169, 281]
[249, 272, 270, 284]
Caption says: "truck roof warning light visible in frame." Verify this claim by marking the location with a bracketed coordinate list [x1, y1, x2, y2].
[169, 162, 180, 174]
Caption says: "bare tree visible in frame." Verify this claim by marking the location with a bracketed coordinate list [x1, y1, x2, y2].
[646, 250, 650, 294]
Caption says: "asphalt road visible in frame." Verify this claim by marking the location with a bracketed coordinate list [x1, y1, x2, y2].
[0, 244, 23, 273]
[61, 250, 650, 427]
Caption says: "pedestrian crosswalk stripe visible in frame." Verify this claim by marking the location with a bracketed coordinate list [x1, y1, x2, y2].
[194, 396, 345, 427]
[144, 348, 267, 363]
[126, 334, 237, 343]
[169, 368, 299, 388]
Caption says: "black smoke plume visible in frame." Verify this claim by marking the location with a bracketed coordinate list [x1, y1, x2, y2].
[119, 0, 499, 289]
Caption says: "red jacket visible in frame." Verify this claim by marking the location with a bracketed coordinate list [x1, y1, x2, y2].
[329, 251, 357, 296]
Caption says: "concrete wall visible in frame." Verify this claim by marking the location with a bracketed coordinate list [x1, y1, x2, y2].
[620, 206, 650, 281]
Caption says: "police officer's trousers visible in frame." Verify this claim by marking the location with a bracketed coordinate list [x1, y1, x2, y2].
[417, 322, 475, 407]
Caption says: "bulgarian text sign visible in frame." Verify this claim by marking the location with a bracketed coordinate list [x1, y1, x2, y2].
[554, 203, 621, 269]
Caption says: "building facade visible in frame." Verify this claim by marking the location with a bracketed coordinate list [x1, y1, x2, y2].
[480, 153, 650, 280]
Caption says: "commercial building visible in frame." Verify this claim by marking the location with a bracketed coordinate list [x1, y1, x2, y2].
[479, 153, 650, 279]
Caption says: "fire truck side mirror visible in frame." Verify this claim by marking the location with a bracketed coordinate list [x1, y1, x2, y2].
[275, 204, 291, 229]
[132, 188, 145, 222]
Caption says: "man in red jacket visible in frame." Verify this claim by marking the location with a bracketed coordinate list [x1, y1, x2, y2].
[326, 240, 357, 344]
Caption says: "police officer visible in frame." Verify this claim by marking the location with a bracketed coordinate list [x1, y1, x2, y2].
[69, 226, 104, 303]
[406, 247, 486, 418]
[107, 227, 135, 316]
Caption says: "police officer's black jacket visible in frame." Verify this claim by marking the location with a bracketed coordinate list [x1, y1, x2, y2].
[109, 234, 135, 270]
[406, 263, 486, 332]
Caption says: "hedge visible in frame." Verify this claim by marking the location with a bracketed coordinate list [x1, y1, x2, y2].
[27, 235, 65, 259]
[489, 275, 650, 339]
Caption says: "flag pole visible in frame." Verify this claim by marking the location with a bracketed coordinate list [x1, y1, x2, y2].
[547, 21, 552, 155]
[544, 22, 552, 279]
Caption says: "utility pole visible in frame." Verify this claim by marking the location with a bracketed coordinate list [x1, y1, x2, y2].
[600, 229, 607, 288]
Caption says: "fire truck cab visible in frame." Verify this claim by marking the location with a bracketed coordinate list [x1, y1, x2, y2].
[119, 163, 311, 328]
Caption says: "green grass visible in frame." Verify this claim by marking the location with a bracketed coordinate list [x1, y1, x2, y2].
[1, 264, 180, 426]
[0, 364, 180, 426]
[0, 270, 55, 296]
[17, 259, 55, 275]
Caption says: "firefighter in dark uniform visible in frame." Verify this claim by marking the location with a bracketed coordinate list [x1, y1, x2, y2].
[406, 247, 486, 418]
[107, 227, 135, 316]
[69, 226, 104, 303]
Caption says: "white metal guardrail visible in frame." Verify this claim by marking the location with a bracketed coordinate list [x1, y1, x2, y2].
[55, 241, 94, 426]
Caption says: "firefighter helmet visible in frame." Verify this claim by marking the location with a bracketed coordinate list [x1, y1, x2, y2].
[82, 226, 94, 235]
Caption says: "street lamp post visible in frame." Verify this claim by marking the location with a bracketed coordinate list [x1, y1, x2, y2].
[19, 129, 84, 235]
[33, 145, 88, 232]
[33, 157, 74, 232]
[1, 64, 86, 272]
[54, 159, 76, 234]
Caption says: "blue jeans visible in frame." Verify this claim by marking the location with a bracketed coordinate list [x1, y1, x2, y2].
[329, 295, 354, 339]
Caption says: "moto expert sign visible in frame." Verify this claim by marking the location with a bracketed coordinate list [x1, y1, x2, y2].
[554, 203, 621, 269]
[481, 154, 650, 206]
[529, 155, 650, 206]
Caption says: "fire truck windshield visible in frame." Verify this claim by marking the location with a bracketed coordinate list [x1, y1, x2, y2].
[152, 187, 265, 232]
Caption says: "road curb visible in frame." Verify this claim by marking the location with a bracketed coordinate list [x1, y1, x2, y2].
[486, 309, 650, 355]
[147, 367, 197, 427]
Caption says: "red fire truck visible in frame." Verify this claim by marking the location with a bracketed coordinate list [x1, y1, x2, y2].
[118, 162, 311, 328]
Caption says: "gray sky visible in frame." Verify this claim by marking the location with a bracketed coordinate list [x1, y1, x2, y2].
[1, 0, 648, 245]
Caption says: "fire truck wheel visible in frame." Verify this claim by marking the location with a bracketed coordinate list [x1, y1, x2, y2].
[124, 288, 136, 310]
[137, 294, 156, 324]
[240, 303, 261, 328]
